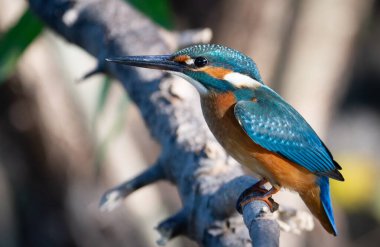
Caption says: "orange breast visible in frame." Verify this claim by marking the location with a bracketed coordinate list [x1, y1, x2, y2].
[200, 92, 316, 192]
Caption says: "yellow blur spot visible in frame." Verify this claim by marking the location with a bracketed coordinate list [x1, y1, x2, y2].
[330, 154, 378, 211]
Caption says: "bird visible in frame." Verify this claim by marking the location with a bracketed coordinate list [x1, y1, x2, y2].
[106, 44, 344, 236]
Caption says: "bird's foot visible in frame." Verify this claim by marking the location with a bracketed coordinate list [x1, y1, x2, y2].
[236, 180, 279, 213]
[238, 180, 268, 201]
[237, 193, 279, 213]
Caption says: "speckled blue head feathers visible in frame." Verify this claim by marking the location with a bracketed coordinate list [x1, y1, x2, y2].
[174, 44, 263, 84]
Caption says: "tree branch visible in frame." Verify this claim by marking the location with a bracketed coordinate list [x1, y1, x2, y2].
[27, 0, 303, 245]
[99, 158, 165, 212]
[242, 201, 280, 247]
[156, 208, 189, 245]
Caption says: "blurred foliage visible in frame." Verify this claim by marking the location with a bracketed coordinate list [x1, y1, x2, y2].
[127, 0, 173, 29]
[0, 8, 43, 84]
[373, 183, 380, 221]
[94, 89, 130, 176]
[0, 0, 173, 85]
[94, 76, 112, 121]
[331, 155, 378, 212]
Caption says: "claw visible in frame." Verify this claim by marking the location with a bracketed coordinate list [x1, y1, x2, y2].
[236, 179, 279, 213]
[239, 194, 279, 213]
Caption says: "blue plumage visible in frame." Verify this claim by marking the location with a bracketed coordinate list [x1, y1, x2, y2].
[318, 176, 338, 235]
[234, 86, 343, 180]
[174, 44, 263, 83]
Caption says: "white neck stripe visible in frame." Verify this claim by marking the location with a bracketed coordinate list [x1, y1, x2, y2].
[223, 72, 261, 88]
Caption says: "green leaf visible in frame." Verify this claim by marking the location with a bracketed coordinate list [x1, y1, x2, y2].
[127, 0, 173, 29]
[0, 9, 44, 84]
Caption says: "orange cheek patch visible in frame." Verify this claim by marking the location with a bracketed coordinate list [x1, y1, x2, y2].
[173, 55, 191, 63]
[201, 66, 232, 79]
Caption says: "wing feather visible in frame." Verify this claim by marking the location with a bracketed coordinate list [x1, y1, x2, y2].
[234, 88, 343, 181]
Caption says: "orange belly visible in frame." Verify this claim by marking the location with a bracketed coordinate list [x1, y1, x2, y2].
[201, 92, 317, 192]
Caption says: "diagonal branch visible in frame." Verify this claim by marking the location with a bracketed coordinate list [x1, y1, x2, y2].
[26, 0, 299, 246]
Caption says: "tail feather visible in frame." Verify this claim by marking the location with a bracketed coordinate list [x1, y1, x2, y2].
[299, 176, 338, 236]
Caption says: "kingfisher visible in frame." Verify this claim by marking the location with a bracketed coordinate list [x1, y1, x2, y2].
[106, 44, 344, 236]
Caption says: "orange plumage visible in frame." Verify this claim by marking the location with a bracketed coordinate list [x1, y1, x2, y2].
[201, 92, 335, 235]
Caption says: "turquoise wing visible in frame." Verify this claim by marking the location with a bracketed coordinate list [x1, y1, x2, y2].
[234, 89, 343, 181]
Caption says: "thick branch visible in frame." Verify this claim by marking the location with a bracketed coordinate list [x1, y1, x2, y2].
[209, 176, 258, 219]
[242, 201, 280, 247]
[27, 0, 288, 245]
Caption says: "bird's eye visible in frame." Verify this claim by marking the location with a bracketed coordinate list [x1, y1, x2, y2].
[194, 57, 208, 67]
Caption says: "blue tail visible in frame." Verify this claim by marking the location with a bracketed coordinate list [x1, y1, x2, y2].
[318, 176, 338, 236]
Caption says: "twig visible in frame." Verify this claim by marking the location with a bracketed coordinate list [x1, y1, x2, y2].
[99, 159, 165, 211]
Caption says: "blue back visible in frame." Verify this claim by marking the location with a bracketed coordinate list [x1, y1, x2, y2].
[234, 86, 343, 180]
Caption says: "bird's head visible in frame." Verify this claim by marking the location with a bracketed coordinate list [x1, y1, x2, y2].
[107, 44, 263, 94]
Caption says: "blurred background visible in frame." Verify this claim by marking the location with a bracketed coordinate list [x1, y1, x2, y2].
[0, 0, 380, 246]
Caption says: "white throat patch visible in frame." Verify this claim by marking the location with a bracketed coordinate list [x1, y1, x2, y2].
[170, 71, 208, 95]
[223, 72, 261, 88]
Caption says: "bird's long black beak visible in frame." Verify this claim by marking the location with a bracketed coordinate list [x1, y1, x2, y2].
[106, 55, 184, 72]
